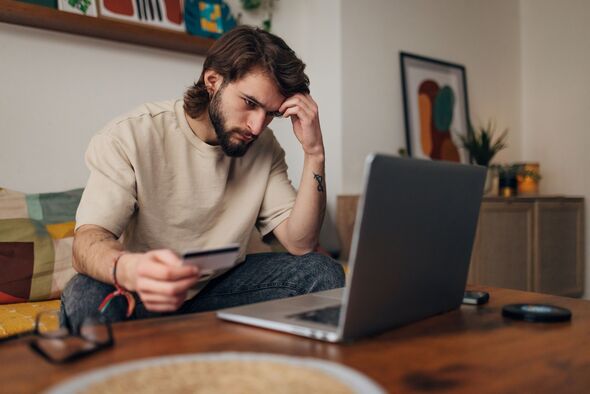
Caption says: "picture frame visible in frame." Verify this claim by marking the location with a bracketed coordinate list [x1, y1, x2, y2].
[185, 0, 236, 39]
[400, 52, 472, 163]
[58, 0, 98, 17]
[97, 0, 185, 31]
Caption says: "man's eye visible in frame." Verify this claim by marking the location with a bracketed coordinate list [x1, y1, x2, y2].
[244, 98, 257, 108]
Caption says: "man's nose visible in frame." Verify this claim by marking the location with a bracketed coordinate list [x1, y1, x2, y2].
[247, 111, 268, 135]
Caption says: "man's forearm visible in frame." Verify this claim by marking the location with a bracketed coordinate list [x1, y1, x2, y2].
[72, 225, 126, 285]
[284, 152, 326, 252]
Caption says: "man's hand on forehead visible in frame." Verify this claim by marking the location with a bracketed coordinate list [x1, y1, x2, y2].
[279, 93, 317, 122]
[279, 93, 324, 157]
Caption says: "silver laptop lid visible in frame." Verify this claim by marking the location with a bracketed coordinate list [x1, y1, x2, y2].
[338, 154, 486, 340]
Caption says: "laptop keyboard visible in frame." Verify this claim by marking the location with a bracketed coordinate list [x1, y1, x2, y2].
[289, 305, 342, 326]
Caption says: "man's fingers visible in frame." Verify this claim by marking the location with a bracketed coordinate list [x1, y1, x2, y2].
[280, 99, 314, 117]
[282, 106, 313, 125]
[279, 94, 316, 115]
[136, 275, 201, 296]
[147, 249, 183, 266]
[281, 107, 299, 119]
[137, 262, 198, 281]
[137, 254, 199, 281]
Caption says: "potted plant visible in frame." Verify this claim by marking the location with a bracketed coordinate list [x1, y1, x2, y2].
[515, 162, 542, 195]
[494, 164, 519, 197]
[459, 120, 508, 194]
[460, 120, 508, 167]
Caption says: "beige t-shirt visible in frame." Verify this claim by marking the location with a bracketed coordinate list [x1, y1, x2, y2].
[76, 99, 297, 267]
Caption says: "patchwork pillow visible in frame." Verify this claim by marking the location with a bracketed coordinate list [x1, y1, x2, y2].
[0, 187, 82, 304]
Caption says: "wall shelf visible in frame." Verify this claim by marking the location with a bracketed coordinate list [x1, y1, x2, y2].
[0, 0, 215, 55]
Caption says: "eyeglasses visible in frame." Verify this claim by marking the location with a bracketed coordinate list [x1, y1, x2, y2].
[25, 310, 114, 364]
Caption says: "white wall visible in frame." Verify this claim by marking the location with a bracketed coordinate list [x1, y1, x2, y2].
[520, 0, 590, 297]
[0, 22, 204, 193]
[341, 0, 522, 193]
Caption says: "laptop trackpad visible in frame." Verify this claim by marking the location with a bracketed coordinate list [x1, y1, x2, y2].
[289, 305, 342, 327]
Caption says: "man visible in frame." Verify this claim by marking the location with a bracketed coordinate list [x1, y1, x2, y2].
[61, 25, 344, 330]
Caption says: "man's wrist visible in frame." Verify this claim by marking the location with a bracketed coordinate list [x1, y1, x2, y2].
[304, 149, 325, 164]
[116, 253, 139, 291]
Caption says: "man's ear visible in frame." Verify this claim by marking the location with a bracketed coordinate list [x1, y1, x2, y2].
[204, 70, 224, 95]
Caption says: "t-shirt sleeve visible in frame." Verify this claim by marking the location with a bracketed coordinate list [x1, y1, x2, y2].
[75, 131, 137, 237]
[256, 137, 297, 236]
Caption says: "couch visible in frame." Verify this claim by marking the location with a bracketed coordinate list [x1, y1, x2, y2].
[0, 186, 281, 338]
[0, 187, 83, 337]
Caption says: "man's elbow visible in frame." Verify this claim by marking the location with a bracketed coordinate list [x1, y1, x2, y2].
[278, 223, 319, 255]
[71, 254, 83, 274]
[286, 246, 315, 256]
[284, 240, 318, 256]
[71, 237, 84, 274]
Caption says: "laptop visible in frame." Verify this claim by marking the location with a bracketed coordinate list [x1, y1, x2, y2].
[217, 153, 486, 342]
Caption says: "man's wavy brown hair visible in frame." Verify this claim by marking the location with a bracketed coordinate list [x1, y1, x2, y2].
[184, 25, 310, 118]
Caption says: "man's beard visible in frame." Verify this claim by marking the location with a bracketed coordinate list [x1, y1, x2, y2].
[208, 87, 257, 157]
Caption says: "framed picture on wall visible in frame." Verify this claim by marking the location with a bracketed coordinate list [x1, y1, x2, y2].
[97, 0, 185, 31]
[58, 0, 98, 16]
[400, 52, 472, 163]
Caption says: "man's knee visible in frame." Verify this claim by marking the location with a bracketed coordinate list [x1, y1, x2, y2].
[60, 274, 126, 331]
[297, 253, 345, 292]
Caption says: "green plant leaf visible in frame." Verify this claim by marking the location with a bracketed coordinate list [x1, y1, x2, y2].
[459, 119, 508, 166]
[241, 0, 262, 10]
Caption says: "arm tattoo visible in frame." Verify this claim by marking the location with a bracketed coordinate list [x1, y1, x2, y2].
[313, 172, 325, 192]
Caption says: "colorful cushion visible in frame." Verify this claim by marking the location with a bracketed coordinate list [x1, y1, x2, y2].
[0, 299, 61, 337]
[0, 187, 82, 304]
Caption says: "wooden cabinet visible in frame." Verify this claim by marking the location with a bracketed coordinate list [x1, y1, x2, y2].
[469, 197, 585, 297]
[336, 195, 585, 297]
[336, 195, 361, 263]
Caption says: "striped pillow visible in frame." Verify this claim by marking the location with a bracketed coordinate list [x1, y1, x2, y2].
[0, 187, 82, 304]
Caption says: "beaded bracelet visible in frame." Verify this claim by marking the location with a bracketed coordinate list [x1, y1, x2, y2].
[98, 252, 136, 318]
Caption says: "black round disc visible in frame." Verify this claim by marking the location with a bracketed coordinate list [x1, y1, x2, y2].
[502, 304, 572, 323]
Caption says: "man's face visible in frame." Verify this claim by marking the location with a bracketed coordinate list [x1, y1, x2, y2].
[208, 70, 285, 157]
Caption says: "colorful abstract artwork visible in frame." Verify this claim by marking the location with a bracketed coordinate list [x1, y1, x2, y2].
[185, 0, 236, 39]
[400, 52, 472, 163]
[97, 0, 185, 31]
[58, 0, 98, 16]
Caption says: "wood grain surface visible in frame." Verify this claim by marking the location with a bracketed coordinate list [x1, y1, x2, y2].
[2, 285, 589, 393]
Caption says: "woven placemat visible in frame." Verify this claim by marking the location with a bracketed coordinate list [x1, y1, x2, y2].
[46, 352, 385, 394]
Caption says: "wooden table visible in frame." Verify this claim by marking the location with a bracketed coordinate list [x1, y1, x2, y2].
[2, 286, 590, 393]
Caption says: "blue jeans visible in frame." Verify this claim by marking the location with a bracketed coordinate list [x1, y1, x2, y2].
[60, 252, 345, 332]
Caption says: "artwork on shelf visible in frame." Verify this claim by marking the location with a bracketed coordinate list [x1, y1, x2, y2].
[237, 0, 277, 32]
[18, 0, 57, 8]
[400, 52, 472, 163]
[185, 0, 236, 39]
[97, 0, 185, 31]
[58, 0, 98, 16]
